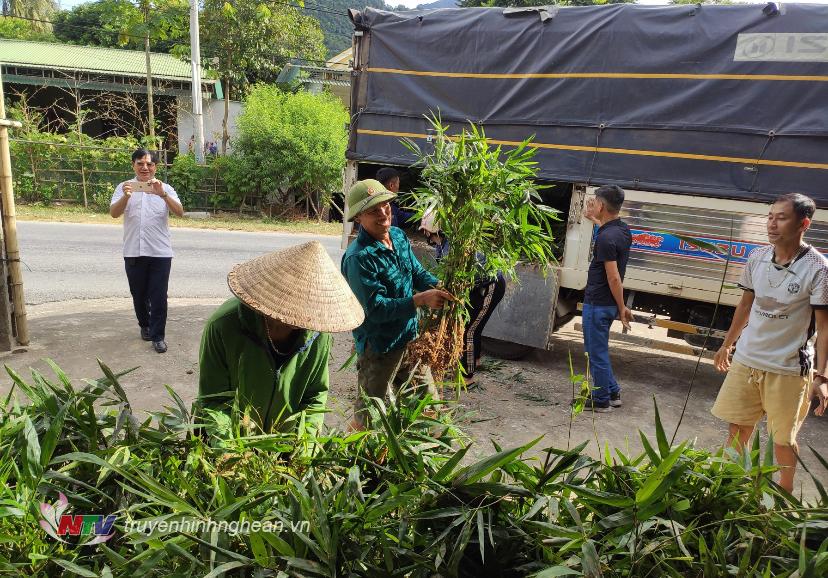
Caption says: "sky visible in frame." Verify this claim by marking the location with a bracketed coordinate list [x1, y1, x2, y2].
[58, 0, 828, 10]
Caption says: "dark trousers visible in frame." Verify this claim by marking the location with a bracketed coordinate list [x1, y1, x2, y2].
[462, 274, 506, 377]
[124, 257, 172, 341]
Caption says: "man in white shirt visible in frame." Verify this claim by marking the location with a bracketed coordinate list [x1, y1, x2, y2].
[712, 193, 827, 493]
[110, 149, 184, 353]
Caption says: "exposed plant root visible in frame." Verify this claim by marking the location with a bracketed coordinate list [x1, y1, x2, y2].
[407, 313, 465, 385]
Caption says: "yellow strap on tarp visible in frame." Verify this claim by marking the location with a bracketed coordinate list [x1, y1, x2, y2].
[366, 67, 828, 82]
[355, 129, 828, 171]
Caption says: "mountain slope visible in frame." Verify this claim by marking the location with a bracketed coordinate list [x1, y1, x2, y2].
[415, 0, 457, 9]
[311, 0, 407, 58]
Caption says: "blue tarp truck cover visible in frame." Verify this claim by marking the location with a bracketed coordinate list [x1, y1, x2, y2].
[347, 4, 828, 207]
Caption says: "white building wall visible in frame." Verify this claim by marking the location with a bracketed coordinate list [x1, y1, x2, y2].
[176, 97, 244, 155]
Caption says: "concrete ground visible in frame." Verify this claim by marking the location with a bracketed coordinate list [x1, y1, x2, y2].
[2, 297, 825, 500]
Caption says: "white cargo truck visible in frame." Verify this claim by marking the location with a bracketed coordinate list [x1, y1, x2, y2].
[342, 4, 828, 354]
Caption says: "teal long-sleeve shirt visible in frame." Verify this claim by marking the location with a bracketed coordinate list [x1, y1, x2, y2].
[197, 297, 330, 434]
[342, 226, 438, 354]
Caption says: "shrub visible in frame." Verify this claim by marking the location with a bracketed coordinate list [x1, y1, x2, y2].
[229, 85, 348, 218]
[10, 131, 141, 212]
[168, 153, 202, 209]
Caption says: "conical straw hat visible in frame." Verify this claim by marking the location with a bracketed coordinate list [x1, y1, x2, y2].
[227, 241, 365, 333]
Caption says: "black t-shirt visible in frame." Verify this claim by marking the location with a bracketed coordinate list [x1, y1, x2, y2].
[584, 218, 632, 306]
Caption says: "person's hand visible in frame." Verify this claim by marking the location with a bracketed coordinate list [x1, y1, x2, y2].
[150, 179, 166, 197]
[714, 345, 733, 373]
[812, 374, 828, 416]
[122, 182, 133, 196]
[619, 306, 633, 331]
[413, 288, 453, 309]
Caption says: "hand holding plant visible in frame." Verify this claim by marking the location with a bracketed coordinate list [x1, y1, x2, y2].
[413, 288, 453, 309]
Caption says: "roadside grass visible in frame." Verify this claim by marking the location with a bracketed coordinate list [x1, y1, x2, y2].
[15, 204, 341, 236]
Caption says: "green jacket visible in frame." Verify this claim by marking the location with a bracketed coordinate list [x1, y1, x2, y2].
[197, 297, 330, 433]
[342, 226, 438, 355]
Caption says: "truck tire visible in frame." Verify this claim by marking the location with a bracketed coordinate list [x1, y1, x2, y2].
[482, 337, 533, 361]
[683, 333, 724, 351]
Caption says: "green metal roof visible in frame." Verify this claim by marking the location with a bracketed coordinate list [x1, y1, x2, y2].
[0, 39, 196, 81]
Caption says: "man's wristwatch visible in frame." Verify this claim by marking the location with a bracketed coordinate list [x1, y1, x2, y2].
[160, 191, 167, 198]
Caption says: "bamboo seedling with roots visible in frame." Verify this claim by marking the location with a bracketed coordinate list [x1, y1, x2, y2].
[403, 115, 560, 385]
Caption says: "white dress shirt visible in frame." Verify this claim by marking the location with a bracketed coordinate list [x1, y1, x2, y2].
[110, 181, 180, 258]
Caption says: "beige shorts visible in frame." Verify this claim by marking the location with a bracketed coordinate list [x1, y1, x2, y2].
[711, 360, 812, 447]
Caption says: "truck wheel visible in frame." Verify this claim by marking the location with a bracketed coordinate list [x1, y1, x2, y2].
[482, 337, 533, 361]
[683, 334, 724, 351]
[552, 311, 575, 330]
[679, 304, 733, 352]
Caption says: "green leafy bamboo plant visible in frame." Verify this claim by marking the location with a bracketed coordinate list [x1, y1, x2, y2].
[402, 115, 560, 383]
[3, 360, 827, 577]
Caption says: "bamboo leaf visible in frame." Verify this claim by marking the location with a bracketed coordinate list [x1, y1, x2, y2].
[564, 485, 634, 508]
[452, 437, 540, 486]
[639, 431, 661, 466]
[52, 559, 99, 577]
[40, 402, 68, 468]
[23, 416, 42, 482]
[248, 531, 270, 567]
[476, 508, 485, 564]
[533, 567, 582, 577]
[203, 561, 248, 578]
[635, 442, 687, 507]
[653, 397, 670, 457]
[433, 445, 470, 483]
[581, 540, 601, 578]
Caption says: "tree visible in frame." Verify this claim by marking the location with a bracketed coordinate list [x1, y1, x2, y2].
[201, 0, 326, 153]
[3, 0, 57, 30]
[52, 0, 140, 48]
[52, 0, 188, 53]
[0, 16, 56, 41]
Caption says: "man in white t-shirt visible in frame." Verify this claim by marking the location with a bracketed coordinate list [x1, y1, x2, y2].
[712, 193, 827, 493]
[110, 149, 184, 354]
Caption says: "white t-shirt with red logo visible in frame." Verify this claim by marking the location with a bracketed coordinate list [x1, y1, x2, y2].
[734, 244, 828, 376]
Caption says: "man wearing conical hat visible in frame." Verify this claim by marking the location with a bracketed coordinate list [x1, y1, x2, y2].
[197, 241, 364, 434]
[342, 179, 452, 428]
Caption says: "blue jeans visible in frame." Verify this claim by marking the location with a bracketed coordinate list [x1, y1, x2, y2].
[582, 303, 621, 404]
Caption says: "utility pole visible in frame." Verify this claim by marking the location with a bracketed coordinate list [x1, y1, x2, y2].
[190, 0, 205, 163]
[143, 1, 156, 148]
[0, 73, 28, 347]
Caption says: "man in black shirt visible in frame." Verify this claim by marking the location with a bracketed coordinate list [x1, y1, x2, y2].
[581, 185, 633, 412]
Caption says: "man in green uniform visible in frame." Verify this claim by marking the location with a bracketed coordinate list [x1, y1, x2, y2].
[198, 241, 364, 434]
[342, 179, 452, 428]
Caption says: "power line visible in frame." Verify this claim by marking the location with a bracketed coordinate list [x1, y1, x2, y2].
[3, 14, 147, 41]
[2, 0, 356, 39]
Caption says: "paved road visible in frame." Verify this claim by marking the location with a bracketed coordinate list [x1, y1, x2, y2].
[17, 221, 342, 304]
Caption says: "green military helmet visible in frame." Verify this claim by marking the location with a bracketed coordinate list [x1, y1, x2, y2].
[345, 179, 397, 222]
